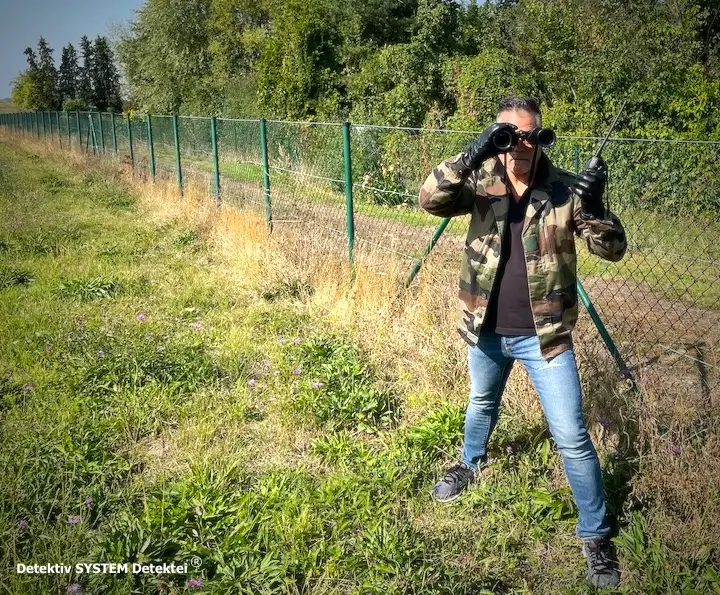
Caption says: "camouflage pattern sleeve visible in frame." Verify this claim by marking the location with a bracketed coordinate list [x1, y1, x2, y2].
[418, 154, 476, 217]
[571, 192, 627, 262]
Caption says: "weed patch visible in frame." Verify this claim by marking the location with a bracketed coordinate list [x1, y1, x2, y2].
[55, 276, 123, 301]
[284, 336, 399, 431]
[0, 266, 34, 289]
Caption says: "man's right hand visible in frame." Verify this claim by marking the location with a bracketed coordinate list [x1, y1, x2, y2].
[459, 122, 518, 171]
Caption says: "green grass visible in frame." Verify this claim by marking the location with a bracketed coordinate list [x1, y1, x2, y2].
[1, 140, 718, 594]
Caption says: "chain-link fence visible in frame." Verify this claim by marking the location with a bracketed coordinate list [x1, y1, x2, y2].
[2, 111, 718, 404]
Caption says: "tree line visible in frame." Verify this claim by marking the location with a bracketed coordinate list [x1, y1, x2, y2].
[12, 36, 122, 112]
[112, 0, 720, 139]
[8, 0, 720, 140]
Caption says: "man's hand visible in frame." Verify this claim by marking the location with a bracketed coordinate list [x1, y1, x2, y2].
[459, 122, 518, 171]
[572, 157, 607, 220]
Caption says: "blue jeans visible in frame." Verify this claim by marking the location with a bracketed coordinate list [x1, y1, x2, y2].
[461, 333, 610, 540]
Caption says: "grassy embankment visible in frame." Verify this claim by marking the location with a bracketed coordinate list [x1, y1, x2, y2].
[1, 132, 719, 594]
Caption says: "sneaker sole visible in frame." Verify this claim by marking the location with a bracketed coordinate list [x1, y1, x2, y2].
[430, 490, 465, 503]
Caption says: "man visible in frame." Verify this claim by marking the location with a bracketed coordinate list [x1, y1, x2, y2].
[418, 97, 626, 588]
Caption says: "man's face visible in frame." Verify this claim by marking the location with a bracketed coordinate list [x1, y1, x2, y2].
[496, 109, 539, 178]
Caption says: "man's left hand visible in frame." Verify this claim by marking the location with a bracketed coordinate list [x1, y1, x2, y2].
[572, 157, 607, 219]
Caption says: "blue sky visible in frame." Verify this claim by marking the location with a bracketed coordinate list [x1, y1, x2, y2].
[0, 0, 145, 98]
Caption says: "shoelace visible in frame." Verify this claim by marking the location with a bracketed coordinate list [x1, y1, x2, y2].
[587, 541, 615, 573]
[441, 464, 471, 485]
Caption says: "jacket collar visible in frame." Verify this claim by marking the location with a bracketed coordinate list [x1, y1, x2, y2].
[486, 152, 561, 235]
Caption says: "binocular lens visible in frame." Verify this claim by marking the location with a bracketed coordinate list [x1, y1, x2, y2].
[492, 127, 556, 150]
[536, 128, 556, 148]
[493, 129, 515, 151]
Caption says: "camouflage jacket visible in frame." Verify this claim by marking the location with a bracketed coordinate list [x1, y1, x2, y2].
[419, 152, 627, 360]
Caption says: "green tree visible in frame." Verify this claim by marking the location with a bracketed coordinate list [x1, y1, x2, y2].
[255, 0, 344, 119]
[10, 72, 37, 109]
[116, 0, 220, 114]
[207, 0, 270, 115]
[78, 36, 95, 108]
[57, 43, 80, 104]
[36, 37, 59, 109]
[91, 36, 123, 111]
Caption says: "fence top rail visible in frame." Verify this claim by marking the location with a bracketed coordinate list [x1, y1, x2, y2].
[6, 111, 720, 145]
[265, 119, 343, 128]
[216, 117, 262, 124]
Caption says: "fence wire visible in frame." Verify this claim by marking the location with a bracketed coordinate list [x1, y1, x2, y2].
[1, 111, 717, 403]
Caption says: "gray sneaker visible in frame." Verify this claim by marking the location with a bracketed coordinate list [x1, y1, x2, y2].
[582, 537, 620, 588]
[430, 463, 475, 502]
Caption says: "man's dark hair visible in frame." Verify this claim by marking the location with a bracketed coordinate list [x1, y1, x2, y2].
[497, 96, 542, 126]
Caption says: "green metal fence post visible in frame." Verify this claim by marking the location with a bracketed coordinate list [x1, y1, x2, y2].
[98, 112, 105, 153]
[406, 217, 451, 287]
[36, 112, 41, 138]
[49, 111, 54, 142]
[210, 116, 221, 201]
[55, 112, 61, 147]
[342, 121, 355, 266]
[259, 118, 272, 232]
[65, 112, 71, 147]
[111, 113, 118, 155]
[172, 115, 183, 195]
[75, 112, 80, 148]
[146, 114, 156, 181]
[576, 280, 633, 385]
[126, 114, 134, 168]
[573, 145, 580, 175]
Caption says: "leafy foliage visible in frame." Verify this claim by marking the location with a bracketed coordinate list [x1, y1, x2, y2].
[284, 336, 399, 431]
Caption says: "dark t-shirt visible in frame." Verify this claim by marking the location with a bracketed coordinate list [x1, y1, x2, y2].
[482, 185, 536, 336]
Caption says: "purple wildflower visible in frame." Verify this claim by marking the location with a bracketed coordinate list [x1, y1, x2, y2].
[96, 350, 105, 358]
[293, 338, 303, 345]
[190, 322, 202, 329]
[248, 378, 256, 387]
[84, 497, 93, 507]
[68, 584, 83, 595]
[17, 519, 28, 530]
[311, 381, 324, 389]
[136, 313, 146, 322]
[187, 578, 204, 589]
[22, 384, 34, 394]
[506, 445, 514, 454]
[292, 368, 302, 376]
[597, 416, 612, 428]
[67, 515, 81, 525]
[670, 445, 682, 456]
[621, 369, 632, 378]
[278, 338, 287, 345]
[45, 344, 53, 353]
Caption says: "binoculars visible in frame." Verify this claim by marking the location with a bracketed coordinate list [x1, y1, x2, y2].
[494, 127, 556, 151]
